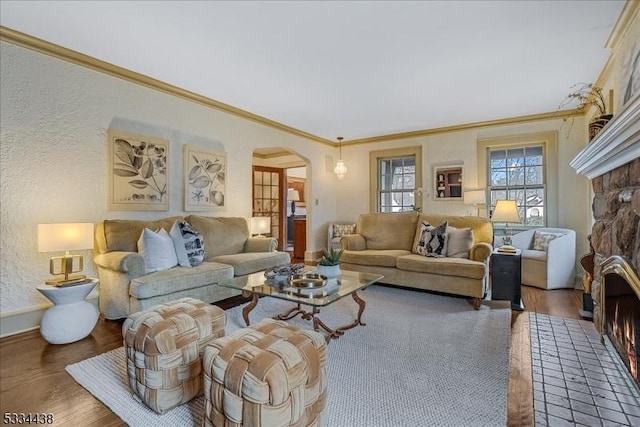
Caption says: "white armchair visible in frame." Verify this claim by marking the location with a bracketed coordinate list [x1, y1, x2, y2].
[497, 228, 576, 289]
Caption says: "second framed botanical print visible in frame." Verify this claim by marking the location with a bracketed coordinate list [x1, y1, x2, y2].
[184, 145, 227, 211]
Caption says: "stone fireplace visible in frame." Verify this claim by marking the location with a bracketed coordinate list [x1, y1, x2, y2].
[571, 94, 640, 387]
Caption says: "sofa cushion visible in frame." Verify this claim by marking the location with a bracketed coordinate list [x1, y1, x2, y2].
[357, 212, 419, 251]
[341, 250, 411, 267]
[396, 254, 486, 280]
[522, 249, 547, 261]
[100, 216, 184, 253]
[137, 228, 178, 273]
[130, 262, 234, 299]
[170, 220, 205, 267]
[414, 221, 448, 257]
[417, 214, 493, 246]
[209, 252, 291, 276]
[186, 216, 249, 257]
[446, 226, 474, 258]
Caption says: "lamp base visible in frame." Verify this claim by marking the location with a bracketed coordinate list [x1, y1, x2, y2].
[45, 274, 88, 287]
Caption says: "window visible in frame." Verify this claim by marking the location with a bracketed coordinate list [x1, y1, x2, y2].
[369, 146, 422, 213]
[488, 145, 545, 227]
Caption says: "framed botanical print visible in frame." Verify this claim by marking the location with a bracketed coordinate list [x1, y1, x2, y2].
[107, 129, 169, 211]
[184, 145, 227, 211]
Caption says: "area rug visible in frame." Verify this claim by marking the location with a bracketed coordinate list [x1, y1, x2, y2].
[66, 285, 512, 426]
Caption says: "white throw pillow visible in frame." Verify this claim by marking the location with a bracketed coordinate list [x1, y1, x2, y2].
[169, 220, 205, 267]
[446, 226, 474, 258]
[137, 228, 178, 273]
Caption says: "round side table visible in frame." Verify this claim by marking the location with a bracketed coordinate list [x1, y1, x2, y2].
[37, 279, 99, 344]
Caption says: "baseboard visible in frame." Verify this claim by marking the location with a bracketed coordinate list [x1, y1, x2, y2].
[0, 293, 99, 339]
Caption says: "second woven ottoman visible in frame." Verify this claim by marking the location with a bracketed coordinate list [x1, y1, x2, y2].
[122, 297, 226, 414]
[203, 318, 328, 427]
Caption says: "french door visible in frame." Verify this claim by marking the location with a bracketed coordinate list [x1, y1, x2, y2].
[252, 166, 285, 250]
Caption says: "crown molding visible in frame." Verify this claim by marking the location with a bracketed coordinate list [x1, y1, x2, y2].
[345, 109, 581, 146]
[0, 26, 334, 146]
[1, 25, 582, 149]
[605, 0, 640, 52]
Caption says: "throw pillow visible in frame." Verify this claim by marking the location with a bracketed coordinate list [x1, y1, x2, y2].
[137, 228, 178, 273]
[333, 223, 356, 238]
[533, 230, 566, 251]
[169, 220, 205, 267]
[446, 226, 474, 258]
[414, 221, 448, 257]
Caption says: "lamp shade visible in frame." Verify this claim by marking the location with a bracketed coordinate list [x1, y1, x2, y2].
[250, 216, 271, 235]
[464, 190, 486, 205]
[491, 200, 521, 224]
[37, 223, 94, 252]
[287, 188, 300, 201]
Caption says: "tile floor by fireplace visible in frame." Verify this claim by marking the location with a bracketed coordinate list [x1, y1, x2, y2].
[530, 313, 640, 426]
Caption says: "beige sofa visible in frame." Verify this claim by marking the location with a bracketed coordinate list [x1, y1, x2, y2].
[340, 212, 494, 309]
[94, 215, 290, 319]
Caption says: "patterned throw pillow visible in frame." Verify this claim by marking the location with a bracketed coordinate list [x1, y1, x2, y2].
[169, 221, 205, 266]
[533, 230, 566, 251]
[333, 223, 356, 238]
[446, 226, 474, 258]
[415, 221, 449, 257]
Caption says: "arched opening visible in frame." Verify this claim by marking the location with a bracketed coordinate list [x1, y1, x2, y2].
[252, 148, 310, 262]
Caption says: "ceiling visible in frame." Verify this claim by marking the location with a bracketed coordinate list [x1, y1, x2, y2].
[0, 1, 627, 142]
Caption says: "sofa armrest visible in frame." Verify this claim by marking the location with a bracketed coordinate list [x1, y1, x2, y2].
[244, 237, 277, 252]
[340, 234, 366, 251]
[470, 242, 493, 263]
[94, 251, 146, 276]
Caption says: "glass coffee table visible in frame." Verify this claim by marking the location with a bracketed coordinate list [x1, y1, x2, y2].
[219, 269, 383, 341]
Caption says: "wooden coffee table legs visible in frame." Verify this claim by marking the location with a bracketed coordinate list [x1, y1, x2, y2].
[241, 291, 259, 326]
[241, 291, 367, 341]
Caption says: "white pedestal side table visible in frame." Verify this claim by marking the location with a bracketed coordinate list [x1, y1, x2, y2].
[37, 279, 99, 344]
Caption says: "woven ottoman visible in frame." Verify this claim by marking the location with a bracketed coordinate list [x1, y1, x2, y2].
[203, 318, 327, 427]
[122, 297, 226, 414]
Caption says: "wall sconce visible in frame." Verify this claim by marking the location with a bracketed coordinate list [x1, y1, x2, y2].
[37, 223, 94, 286]
[250, 216, 271, 237]
[463, 190, 486, 216]
[490, 200, 521, 246]
[334, 136, 347, 180]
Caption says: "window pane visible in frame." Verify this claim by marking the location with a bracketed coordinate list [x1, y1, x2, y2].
[507, 148, 524, 167]
[507, 166, 524, 185]
[525, 166, 543, 185]
[491, 170, 507, 186]
[525, 146, 543, 165]
[490, 151, 506, 168]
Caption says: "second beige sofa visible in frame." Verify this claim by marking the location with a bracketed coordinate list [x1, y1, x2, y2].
[340, 211, 493, 308]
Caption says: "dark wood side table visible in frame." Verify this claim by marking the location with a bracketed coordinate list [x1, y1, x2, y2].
[491, 249, 524, 311]
[293, 218, 306, 259]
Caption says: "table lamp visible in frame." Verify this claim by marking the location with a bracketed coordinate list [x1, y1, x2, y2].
[37, 223, 94, 286]
[287, 188, 300, 216]
[490, 200, 521, 247]
[250, 216, 271, 237]
[463, 190, 486, 216]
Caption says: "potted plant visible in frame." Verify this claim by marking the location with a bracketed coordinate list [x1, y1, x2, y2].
[317, 246, 343, 279]
[558, 83, 613, 140]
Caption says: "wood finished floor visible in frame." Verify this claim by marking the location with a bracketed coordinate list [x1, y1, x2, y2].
[0, 280, 582, 427]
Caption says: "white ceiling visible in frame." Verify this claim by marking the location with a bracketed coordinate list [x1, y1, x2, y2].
[0, 1, 627, 142]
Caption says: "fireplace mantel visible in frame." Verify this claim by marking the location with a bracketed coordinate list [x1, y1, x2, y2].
[570, 95, 640, 179]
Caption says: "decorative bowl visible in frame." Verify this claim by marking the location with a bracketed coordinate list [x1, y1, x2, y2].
[288, 273, 327, 289]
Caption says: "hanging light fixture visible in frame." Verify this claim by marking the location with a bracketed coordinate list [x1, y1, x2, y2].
[334, 136, 347, 180]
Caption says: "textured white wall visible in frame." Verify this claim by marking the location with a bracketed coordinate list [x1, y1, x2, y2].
[0, 41, 339, 313]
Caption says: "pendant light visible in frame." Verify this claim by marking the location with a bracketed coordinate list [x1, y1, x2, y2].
[334, 136, 347, 180]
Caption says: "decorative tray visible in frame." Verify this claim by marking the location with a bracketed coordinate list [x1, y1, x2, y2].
[288, 273, 327, 289]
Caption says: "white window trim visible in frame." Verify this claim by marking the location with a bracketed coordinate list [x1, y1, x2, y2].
[369, 146, 423, 213]
[477, 131, 558, 227]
